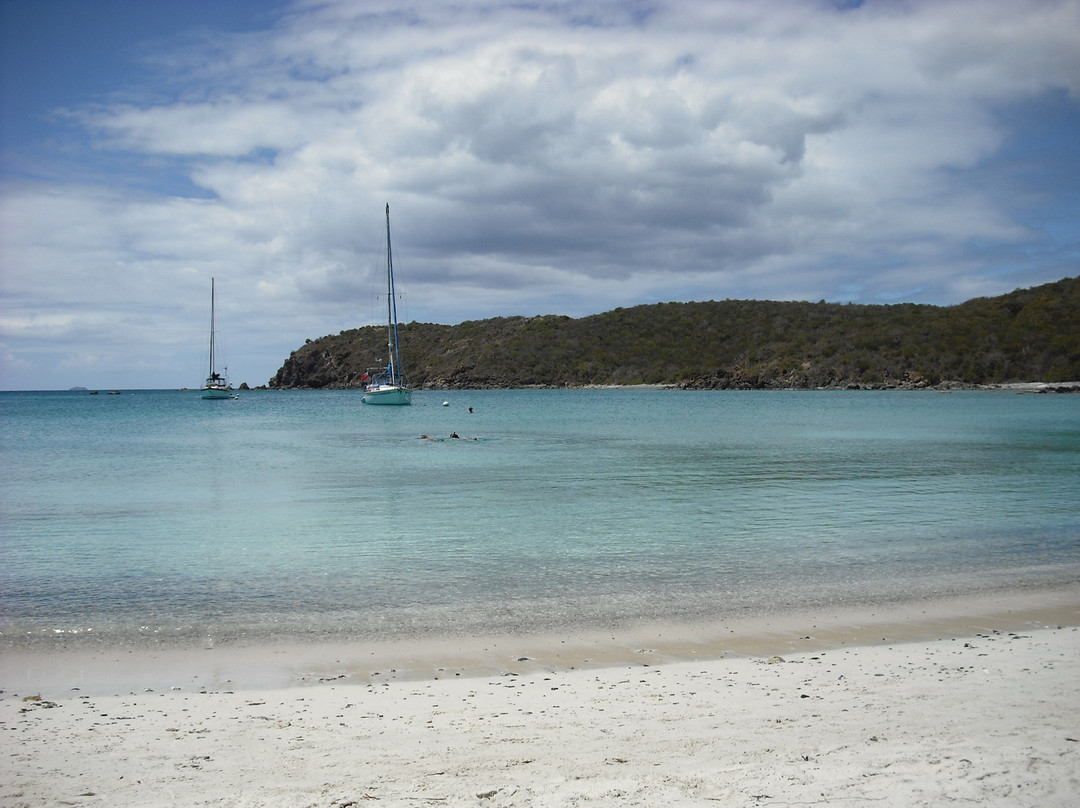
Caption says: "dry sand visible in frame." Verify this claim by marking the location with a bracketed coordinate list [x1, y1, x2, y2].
[3, 587, 1079, 807]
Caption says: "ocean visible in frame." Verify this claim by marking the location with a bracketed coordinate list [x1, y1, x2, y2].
[1, 388, 1078, 650]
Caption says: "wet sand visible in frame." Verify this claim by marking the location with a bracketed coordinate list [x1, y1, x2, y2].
[2, 585, 1078, 806]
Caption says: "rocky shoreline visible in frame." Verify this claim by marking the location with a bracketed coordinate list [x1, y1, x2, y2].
[257, 379, 1080, 392]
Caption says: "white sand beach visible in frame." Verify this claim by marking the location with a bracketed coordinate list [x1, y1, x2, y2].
[3, 587, 1079, 807]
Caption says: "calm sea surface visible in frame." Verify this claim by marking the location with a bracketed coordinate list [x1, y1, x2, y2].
[1, 388, 1078, 649]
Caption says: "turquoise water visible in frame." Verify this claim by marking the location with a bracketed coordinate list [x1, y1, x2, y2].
[1, 388, 1078, 649]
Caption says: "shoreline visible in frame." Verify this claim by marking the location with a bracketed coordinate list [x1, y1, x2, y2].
[8, 380, 1078, 393]
[3, 597, 1078, 806]
[4, 583, 1077, 699]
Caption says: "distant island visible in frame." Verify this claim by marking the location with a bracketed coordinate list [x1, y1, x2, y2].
[269, 275, 1079, 391]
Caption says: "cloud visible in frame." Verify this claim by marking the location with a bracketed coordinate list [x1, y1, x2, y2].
[1, 0, 1078, 389]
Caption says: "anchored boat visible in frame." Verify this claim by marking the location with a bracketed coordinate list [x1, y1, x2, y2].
[200, 278, 234, 400]
[361, 203, 412, 405]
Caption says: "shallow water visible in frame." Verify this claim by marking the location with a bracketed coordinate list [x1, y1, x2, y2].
[2, 388, 1078, 649]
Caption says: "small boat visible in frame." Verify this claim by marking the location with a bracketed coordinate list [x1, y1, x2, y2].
[361, 203, 412, 405]
[200, 277, 234, 400]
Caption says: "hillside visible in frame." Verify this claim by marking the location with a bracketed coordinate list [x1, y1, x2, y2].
[268, 276, 1079, 390]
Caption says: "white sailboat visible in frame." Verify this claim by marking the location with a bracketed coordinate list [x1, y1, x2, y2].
[361, 203, 412, 405]
[200, 277, 233, 400]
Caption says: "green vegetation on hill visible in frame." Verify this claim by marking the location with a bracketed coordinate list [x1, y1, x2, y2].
[269, 276, 1080, 389]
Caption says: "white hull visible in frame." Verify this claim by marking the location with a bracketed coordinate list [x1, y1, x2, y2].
[200, 383, 232, 400]
[361, 385, 412, 405]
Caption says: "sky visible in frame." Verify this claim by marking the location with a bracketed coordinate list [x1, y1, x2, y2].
[1, 0, 1078, 391]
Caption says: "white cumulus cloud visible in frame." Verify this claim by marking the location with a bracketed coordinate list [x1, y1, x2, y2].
[1, 0, 1077, 389]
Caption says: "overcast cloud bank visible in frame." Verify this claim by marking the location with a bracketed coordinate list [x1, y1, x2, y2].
[1, 0, 1078, 390]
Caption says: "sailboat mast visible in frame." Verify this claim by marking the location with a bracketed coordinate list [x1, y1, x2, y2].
[360, 203, 410, 404]
[385, 203, 402, 385]
[209, 277, 216, 376]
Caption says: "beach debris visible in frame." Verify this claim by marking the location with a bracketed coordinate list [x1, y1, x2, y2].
[766, 656, 785, 664]
[19, 694, 59, 710]
[179, 755, 212, 770]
